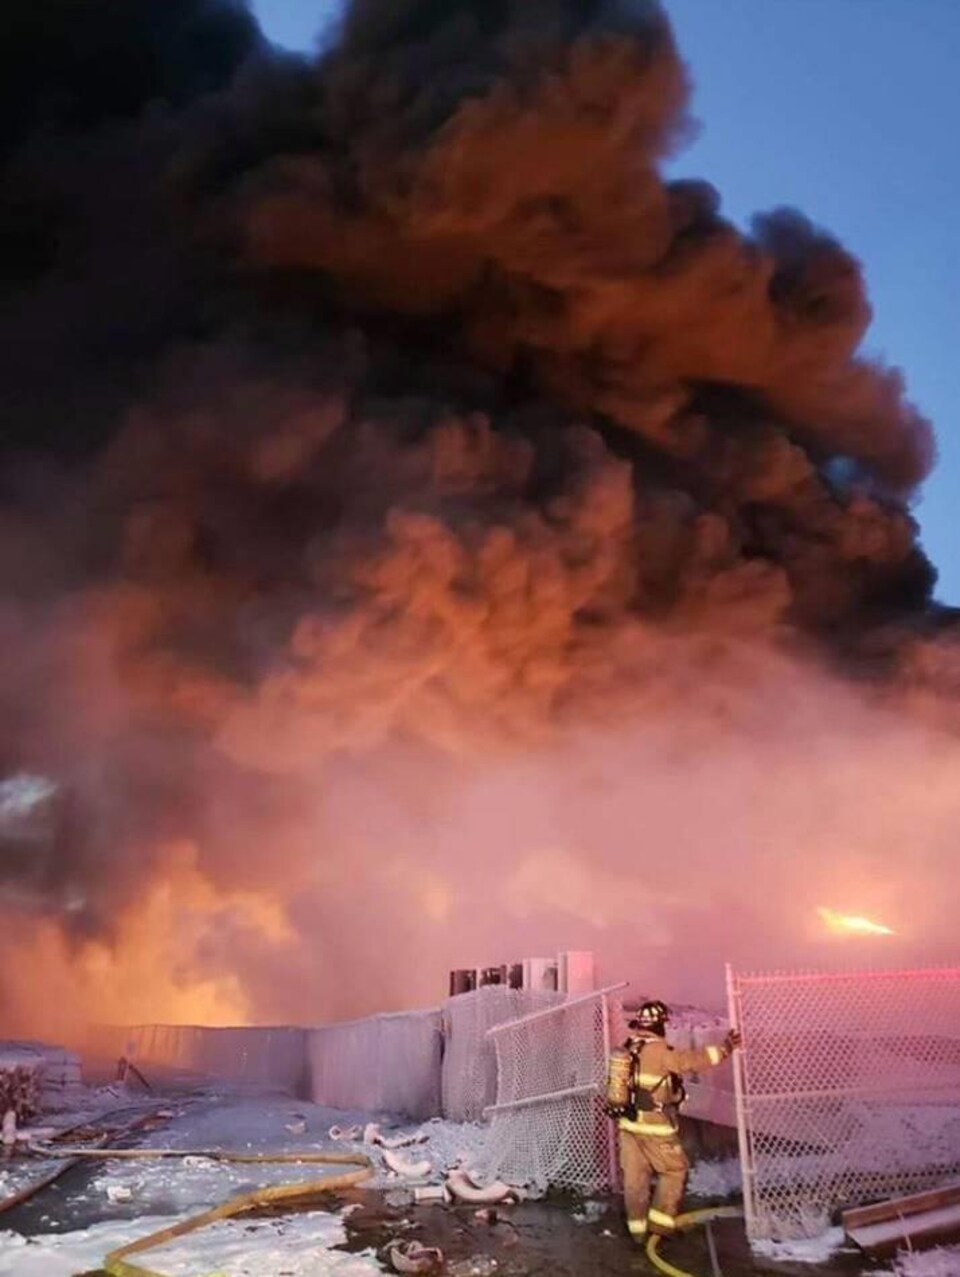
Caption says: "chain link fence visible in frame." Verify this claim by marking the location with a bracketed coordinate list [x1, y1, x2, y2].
[728, 964, 960, 1241]
[481, 985, 626, 1192]
[441, 985, 564, 1122]
[309, 1008, 443, 1119]
[106, 1024, 310, 1093]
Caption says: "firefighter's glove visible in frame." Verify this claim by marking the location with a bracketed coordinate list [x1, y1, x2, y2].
[723, 1029, 742, 1054]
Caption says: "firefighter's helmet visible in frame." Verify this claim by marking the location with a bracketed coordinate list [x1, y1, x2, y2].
[628, 1000, 669, 1035]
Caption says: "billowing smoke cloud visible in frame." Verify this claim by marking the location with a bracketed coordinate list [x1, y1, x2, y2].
[1, 0, 957, 1038]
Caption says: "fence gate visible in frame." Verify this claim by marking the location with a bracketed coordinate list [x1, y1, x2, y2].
[481, 984, 626, 1193]
[727, 963, 960, 1241]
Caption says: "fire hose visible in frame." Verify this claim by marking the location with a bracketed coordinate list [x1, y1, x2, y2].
[24, 1140, 738, 1277]
[645, 1205, 744, 1277]
[26, 1144, 373, 1277]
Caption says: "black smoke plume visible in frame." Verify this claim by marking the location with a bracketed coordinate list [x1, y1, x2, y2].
[0, 0, 956, 1032]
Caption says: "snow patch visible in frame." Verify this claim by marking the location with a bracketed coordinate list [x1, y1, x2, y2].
[0, 1217, 176, 1277]
[686, 1156, 742, 1199]
[0, 1210, 381, 1277]
[885, 1245, 960, 1277]
[146, 1210, 381, 1276]
[751, 1226, 845, 1263]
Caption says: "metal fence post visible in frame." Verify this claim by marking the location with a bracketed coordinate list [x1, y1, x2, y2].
[601, 991, 619, 1190]
[726, 961, 756, 1240]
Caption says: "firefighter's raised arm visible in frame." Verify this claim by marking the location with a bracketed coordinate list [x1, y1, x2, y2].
[662, 1029, 738, 1074]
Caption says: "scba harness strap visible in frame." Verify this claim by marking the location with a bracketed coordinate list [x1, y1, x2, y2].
[606, 1040, 686, 1120]
[629, 1039, 685, 1114]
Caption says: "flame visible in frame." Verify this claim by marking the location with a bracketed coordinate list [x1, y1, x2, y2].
[0, 841, 294, 1043]
[817, 906, 895, 937]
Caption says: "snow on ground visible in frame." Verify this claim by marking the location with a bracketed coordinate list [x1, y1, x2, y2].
[1, 1216, 175, 1277]
[0, 1073, 745, 1276]
[0, 1088, 161, 1207]
[0, 1209, 381, 1277]
[884, 1246, 960, 1277]
[76, 1100, 497, 1211]
[751, 1233, 960, 1276]
[686, 1155, 742, 1199]
[0, 1091, 506, 1275]
[751, 1226, 846, 1264]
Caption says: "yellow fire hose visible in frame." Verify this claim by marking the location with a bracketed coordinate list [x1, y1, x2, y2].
[31, 1141, 741, 1277]
[28, 1144, 373, 1277]
[645, 1205, 744, 1277]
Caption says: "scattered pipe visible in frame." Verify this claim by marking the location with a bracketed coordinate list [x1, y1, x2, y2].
[381, 1132, 428, 1149]
[445, 1167, 516, 1204]
[328, 1124, 363, 1141]
[11, 1126, 57, 1143]
[363, 1122, 429, 1149]
[413, 1184, 450, 1203]
[382, 1146, 432, 1179]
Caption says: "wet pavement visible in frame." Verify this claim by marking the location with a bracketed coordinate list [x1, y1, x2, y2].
[5, 1164, 887, 1277]
[331, 1184, 886, 1277]
[0, 1098, 909, 1277]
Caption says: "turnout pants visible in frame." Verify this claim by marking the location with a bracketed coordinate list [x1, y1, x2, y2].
[618, 1128, 690, 1242]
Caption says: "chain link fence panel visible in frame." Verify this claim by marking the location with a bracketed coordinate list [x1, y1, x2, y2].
[480, 986, 626, 1192]
[728, 965, 960, 1241]
[99, 1024, 310, 1093]
[441, 986, 564, 1122]
[308, 1009, 443, 1119]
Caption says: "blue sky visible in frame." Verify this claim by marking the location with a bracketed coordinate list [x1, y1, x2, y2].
[251, 0, 959, 602]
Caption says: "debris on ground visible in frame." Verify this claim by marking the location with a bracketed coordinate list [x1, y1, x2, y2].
[382, 1237, 445, 1273]
[571, 1198, 607, 1224]
[383, 1147, 433, 1179]
[0, 1082, 871, 1277]
[0, 1043, 84, 1114]
[413, 1185, 450, 1203]
[0, 1055, 42, 1124]
[446, 1167, 517, 1204]
[330, 1124, 364, 1141]
[365, 1123, 430, 1150]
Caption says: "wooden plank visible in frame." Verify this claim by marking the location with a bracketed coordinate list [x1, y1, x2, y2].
[846, 1202, 960, 1255]
[842, 1181, 960, 1231]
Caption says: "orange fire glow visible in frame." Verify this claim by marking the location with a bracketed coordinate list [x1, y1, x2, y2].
[0, 841, 293, 1044]
[817, 906, 896, 937]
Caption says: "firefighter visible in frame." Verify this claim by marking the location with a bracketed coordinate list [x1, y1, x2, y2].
[605, 999, 741, 1245]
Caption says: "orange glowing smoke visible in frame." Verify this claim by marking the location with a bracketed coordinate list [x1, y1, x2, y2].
[1, 0, 958, 1035]
[0, 842, 293, 1044]
[818, 906, 896, 937]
